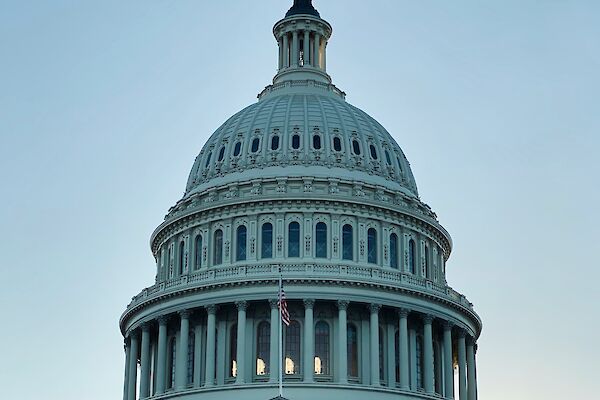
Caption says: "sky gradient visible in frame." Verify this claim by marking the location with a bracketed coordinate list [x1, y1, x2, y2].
[1, 1, 599, 399]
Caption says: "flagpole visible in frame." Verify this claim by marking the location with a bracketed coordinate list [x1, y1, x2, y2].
[278, 271, 283, 397]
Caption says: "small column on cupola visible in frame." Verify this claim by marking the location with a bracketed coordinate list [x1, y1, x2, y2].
[272, 0, 333, 84]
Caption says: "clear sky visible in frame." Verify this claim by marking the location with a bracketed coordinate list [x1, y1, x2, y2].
[1, 1, 598, 399]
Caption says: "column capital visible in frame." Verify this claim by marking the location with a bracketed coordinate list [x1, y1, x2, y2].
[127, 329, 139, 340]
[457, 328, 467, 339]
[369, 303, 382, 314]
[157, 314, 169, 325]
[337, 300, 349, 311]
[141, 322, 151, 333]
[205, 304, 219, 315]
[179, 309, 192, 319]
[269, 298, 279, 309]
[303, 298, 315, 309]
[467, 335, 477, 346]
[235, 300, 248, 311]
[397, 308, 410, 318]
[443, 320, 454, 331]
[422, 314, 434, 324]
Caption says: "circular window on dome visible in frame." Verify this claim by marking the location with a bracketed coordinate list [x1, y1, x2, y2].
[313, 134, 322, 150]
[291, 134, 301, 150]
[217, 146, 226, 162]
[233, 141, 242, 157]
[251, 138, 261, 153]
[352, 139, 361, 155]
[333, 136, 342, 152]
[369, 144, 378, 160]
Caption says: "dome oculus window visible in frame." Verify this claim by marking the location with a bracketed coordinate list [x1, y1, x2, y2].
[233, 142, 242, 156]
[352, 139, 361, 155]
[217, 146, 226, 162]
[291, 134, 301, 149]
[271, 135, 280, 151]
[251, 138, 260, 153]
[369, 144, 378, 160]
[312, 134, 322, 150]
[333, 136, 342, 152]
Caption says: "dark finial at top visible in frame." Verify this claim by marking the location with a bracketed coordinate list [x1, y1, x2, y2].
[285, 0, 320, 18]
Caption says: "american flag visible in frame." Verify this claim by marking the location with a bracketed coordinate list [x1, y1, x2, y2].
[278, 282, 290, 326]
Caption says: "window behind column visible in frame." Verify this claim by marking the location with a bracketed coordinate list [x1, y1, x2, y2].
[256, 321, 270, 376]
[314, 321, 330, 375]
[347, 323, 359, 378]
[168, 337, 177, 389]
[187, 330, 195, 385]
[230, 324, 237, 378]
[261, 223, 273, 259]
[285, 320, 301, 375]
[379, 327, 385, 381]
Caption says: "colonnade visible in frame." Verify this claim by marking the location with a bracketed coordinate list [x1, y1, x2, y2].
[123, 299, 478, 400]
[278, 29, 325, 71]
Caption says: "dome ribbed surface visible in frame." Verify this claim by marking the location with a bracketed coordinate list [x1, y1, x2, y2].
[184, 93, 418, 199]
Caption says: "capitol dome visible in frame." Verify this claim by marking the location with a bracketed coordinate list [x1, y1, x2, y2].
[120, 2, 481, 400]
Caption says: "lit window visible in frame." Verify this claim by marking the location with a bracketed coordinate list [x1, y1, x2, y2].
[314, 321, 330, 375]
[230, 324, 237, 378]
[256, 322, 270, 375]
[285, 321, 301, 375]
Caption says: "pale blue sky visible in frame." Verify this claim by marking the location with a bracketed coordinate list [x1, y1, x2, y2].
[1, 1, 598, 399]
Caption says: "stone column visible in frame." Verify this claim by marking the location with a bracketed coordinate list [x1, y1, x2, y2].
[269, 299, 279, 383]
[303, 30, 310, 66]
[337, 300, 349, 383]
[303, 299, 315, 382]
[423, 315, 434, 394]
[314, 33, 320, 68]
[292, 31, 299, 67]
[282, 34, 289, 68]
[193, 324, 203, 387]
[155, 316, 168, 394]
[127, 331, 139, 400]
[123, 340, 131, 400]
[176, 310, 191, 389]
[139, 324, 151, 398]
[235, 301, 248, 384]
[278, 37, 283, 69]
[369, 304, 381, 386]
[205, 305, 218, 387]
[409, 327, 417, 390]
[443, 322, 454, 399]
[398, 309, 410, 390]
[457, 330, 467, 400]
[467, 338, 477, 400]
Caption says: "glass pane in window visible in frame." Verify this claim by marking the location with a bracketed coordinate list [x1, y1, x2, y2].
[195, 235, 202, 269]
[390, 233, 398, 269]
[205, 152, 212, 168]
[333, 136, 342, 151]
[271, 135, 280, 151]
[285, 321, 301, 375]
[288, 222, 300, 257]
[214, 229, 223, 265]
[218, 146, 225, 161]
[315, 222, 327, 258]
[370, 144, 378, 160]
[342, 224, 353, 261]
[256, 322, 270, 375]
[314, 321, 330, 375]
[262, 223, 273, 259]
[233, 142, 241, 156]
[347, 324, 358, 377]
[236, 226, 247, 261]
[368, 228, 377, 264]
[352, 140, 361, 155]
[292, 134, 300, 149]
[251, 138, 260, 153]
[313, 134, 321, 149]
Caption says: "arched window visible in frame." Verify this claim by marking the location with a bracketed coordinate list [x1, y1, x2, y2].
[397, 157, 404, 173]
[288, 222, 300, 257]
[233, 141, 242, 156]
[271, 135, 280, 151]
[187, 331, 195, 385]
[409, 239, 416, 274]
[315, 222, 327, 258]
[367, 228, 377, 264]
[390, 233, 398, 269]
[168, 338, 177, 389]
[313, 134, 322, 149]
[251, 138, 260, 153]
[314, 321, 330, 375]
[178, 241, 185, 275]
[342, 224, 353, 261]
[217, 146, 226, 162]
[256, 321, 270, 375]
[347, 323, 359, 378]
[230, 324, 237, 378]
[213, 229, 223, 265]
[379, 327, 385, 381]
[291, 134, 301, 149]
[425, 244, 430, 279]
[352, 139, 361, 155]
[370, 144, 378, 160]
[167, 246, 173, 279]
[261, 223, 273, 259]
[285, 320, 301, 375]
[194, 235, 202, 270]
[236, 225, 247, 261]
[333, 136, 342, 151]
[205, 152, 212, 168]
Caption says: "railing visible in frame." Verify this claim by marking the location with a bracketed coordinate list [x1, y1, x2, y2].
[127, 262, 475, 313]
